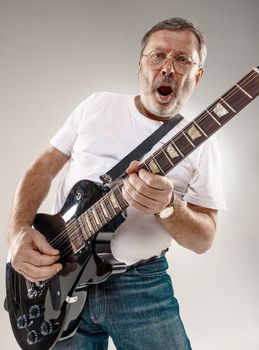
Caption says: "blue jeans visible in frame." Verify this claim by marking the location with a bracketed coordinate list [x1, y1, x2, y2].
[54, 256, 191, 350]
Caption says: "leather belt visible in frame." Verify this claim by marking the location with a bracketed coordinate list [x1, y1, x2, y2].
[128, 249, 168, 269]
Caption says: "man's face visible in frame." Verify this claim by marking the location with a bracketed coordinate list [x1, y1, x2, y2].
[138, 29, 204, 118]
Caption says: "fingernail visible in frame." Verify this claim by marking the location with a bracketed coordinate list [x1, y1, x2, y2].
[57, 265, 62, 272]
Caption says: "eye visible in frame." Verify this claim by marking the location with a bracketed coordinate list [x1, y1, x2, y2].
[150, 51, 166, 61]
[175, 55, 192, 65]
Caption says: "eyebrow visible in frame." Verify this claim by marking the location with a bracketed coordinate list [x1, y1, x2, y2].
[149, 47, 193, 57]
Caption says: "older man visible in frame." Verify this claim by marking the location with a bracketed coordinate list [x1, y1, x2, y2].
[8, 17, 225, 350]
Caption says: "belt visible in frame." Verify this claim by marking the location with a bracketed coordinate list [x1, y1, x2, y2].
[129, 249, 168, 269]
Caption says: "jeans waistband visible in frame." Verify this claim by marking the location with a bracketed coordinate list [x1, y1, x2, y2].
[129, 249, 168, 269]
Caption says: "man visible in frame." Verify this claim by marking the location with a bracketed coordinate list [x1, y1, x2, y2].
[8, 17, 226, 349]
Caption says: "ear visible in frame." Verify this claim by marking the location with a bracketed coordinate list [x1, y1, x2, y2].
[195, 67, 204, 86]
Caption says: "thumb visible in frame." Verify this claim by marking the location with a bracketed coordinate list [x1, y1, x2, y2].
[34, 231, 59, 256]
[126, 160, 140, 174]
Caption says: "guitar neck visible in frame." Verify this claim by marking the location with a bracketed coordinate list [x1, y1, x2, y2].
[140, 67, 259, 176]
[76, 67, 259, 243]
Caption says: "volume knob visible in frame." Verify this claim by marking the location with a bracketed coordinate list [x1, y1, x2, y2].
[29, 304, 45, 319]
[17, 314, 32, 329]
[40, 320, 59, 336]
[27, 330, 42, 345]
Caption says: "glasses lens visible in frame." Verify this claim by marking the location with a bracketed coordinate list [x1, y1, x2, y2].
[146, 52, 193, 74]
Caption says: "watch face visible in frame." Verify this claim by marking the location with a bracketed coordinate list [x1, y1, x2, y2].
[159, 206, 174, 219]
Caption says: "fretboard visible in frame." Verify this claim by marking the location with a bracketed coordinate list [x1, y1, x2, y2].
[140, 67, 259, 176]
[71, 66, 259, 251]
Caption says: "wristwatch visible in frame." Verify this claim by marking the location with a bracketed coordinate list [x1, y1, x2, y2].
[156, 192, 176, 220]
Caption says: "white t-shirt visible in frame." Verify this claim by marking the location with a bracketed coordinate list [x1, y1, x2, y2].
[50, 92, 226, 265]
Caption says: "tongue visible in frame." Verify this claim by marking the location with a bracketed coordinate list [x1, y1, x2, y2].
[157, 86, 172, 96]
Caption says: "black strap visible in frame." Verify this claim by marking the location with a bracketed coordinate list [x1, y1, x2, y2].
[99, 113, 183, 183]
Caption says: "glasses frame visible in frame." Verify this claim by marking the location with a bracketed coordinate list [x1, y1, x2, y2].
[142, 50, 200, 74]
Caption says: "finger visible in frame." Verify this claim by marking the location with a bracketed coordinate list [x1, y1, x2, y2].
[19, 261, 63, 282]
[122, 179, 162, 214]
[26, 249, 60, 267]
[138, 169, 173, 190]
[34, 232, 60, 256]
[126, 160, 140, 174]
[122, 187, 151, 214]
[126, 173, 164, 200]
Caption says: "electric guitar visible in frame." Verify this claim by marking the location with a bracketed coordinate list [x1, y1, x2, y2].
[5, 67, 259, 350]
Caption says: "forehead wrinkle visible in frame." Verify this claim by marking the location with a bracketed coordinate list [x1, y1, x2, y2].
[147, 47, 194, 58]
[145, 30, 200, 62]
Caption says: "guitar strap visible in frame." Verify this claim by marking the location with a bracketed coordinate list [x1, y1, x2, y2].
[99, 113, 184, 183]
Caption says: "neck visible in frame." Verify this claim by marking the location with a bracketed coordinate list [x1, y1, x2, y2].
[134, 95, 174, 122]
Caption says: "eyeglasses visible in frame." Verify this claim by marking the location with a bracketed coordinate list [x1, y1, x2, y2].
[142, 50, 199, 74]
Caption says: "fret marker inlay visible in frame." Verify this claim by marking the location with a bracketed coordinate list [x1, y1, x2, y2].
[166, 143, 179, 159]
[213, 103, 229, 118]
[148, 159, 160, 174]
[100, 202, 110, 219]
[187, 125, 202, 140]
[110, 193, 120, 209]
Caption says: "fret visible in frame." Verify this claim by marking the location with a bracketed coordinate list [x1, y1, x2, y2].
[205, 109, 221, 125]
[238, 70, 259, 97]
[154, 149, 173, 174]
[85, 212, 94, 234]
[109, 192, 121, 214]
[141, 163, 151, 172]
[193, 120, 208, 137]
[68, 224, 85, 254]
[184, 122, 207, 147]
[210, 100, 235, 125]
[113, 186, 128, 210]
[181, 130, 195, 148]
[88, 210, 99, 232]
[100, 200, 111, 220]
[196, 113, 220, 137]
[92, 207, 102, 228]
[174, 133, 194, 156]
[223, 86, 255, 114]
[104, 196, 117, 218]
[162, 148, 174, 166]
[164, 142, 183, 164]
[235, 84, 252, 99]
[78, 217, 90, 240]
[220, 97, 236, 113]
[95, 203, 107, 226]
[146, 156, 164, 175]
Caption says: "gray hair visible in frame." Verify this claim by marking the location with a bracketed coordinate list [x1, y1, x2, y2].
[140, 17, 207, 67]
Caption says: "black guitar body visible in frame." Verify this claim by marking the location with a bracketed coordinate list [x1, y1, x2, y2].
[5, 180, 127, 350]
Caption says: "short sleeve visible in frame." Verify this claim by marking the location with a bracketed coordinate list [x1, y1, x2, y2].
[183, 137, 227, 210]
[49, 93, 99, 156]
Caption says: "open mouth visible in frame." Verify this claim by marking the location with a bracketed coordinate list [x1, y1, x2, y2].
[157, 86, 173, 97]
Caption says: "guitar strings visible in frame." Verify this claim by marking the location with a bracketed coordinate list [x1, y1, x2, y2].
[46, 69, 259, 260]
[43, 69, 259, 262]
[141, 69, 259, 171]
[51, 70, 259, 261]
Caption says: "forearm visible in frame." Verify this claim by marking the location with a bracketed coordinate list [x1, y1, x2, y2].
[7, 146, 69, 242]
[157, 195, 217, 254]
[8, 163, 52, 240]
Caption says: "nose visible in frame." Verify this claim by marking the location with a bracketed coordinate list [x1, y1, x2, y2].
[161, 59, 175, 76]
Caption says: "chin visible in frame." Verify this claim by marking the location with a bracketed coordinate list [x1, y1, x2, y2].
[150, 103, 178, 118]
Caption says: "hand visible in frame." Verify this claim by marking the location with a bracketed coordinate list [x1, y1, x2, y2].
[122, 160, 174, 215]
[9, 225, 63, 282]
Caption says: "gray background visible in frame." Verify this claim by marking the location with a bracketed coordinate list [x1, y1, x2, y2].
[1, 0, 258, 349]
